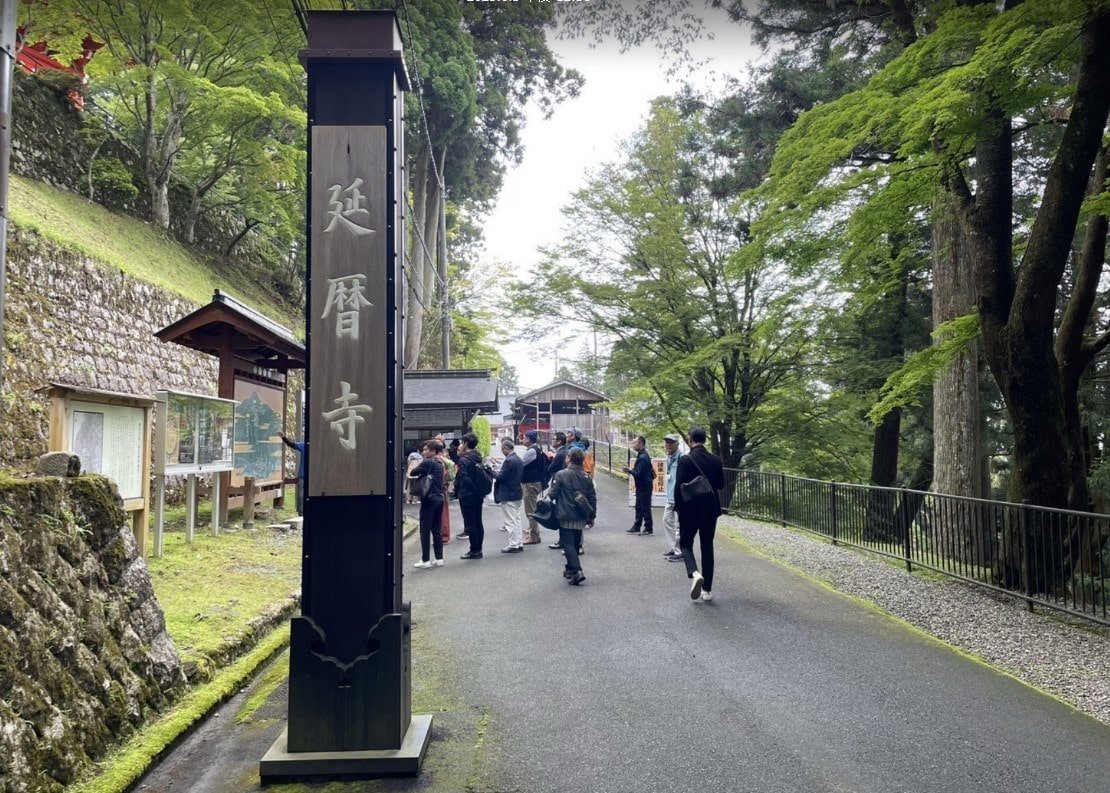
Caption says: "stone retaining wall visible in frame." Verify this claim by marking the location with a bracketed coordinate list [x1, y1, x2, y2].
[0, 475, 187, 793]
[1, 226, 218, 468]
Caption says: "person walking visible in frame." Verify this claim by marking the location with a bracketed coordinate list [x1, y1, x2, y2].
[520, 430, 546, 545]
[673, 425, 726, 602]
[623, 435, 656, 535]
[495, 438, 525, 553]
[548, 447, 597, 586]
[456, 433, 487, 559]
[661, 433, 685, 561]
[547, 432, 570, 551]
[407, 440, 446, 569]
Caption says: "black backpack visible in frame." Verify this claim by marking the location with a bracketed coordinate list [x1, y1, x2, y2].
[474, 462, 495, 497]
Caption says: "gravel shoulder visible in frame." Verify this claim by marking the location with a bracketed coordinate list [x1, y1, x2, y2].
[720, 514, 1110, 726]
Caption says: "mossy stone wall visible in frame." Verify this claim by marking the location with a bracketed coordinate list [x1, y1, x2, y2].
[1, 227, 218, 468]
[0, 475, 186, 793]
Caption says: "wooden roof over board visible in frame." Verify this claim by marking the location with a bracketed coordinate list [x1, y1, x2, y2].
[154, 290, 305, 371]
[404, 369, 499, 412]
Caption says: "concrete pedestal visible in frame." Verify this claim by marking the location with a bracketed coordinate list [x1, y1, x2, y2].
[259, 714, 432, 782]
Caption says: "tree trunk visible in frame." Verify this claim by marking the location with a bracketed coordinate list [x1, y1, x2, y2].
[404, 147, 430, 367]
[931, 191, 988, 564]
[864, 264, 908, 541]
[417, 148, 444, 367]
[439, 180, 450, 369]
[958, 10, 1110, 589]
[1056, 146, 1107, 512]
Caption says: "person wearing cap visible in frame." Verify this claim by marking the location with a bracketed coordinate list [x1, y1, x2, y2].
[623, 435, 656, 535]
[519, 430, 546, 545]
[662, 433, 684, 560]
[674, 425, 726, 602]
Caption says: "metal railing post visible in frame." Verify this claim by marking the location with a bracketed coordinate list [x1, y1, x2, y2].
[830, 482, 838, 545]
[1021, 500, 1035, 613]
[901, 487, 912, 572]
[780, 472, 788, 527]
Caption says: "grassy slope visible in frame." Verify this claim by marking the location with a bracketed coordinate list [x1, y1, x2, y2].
[7, 175, 298, 329]
[148, 498, 302, 675]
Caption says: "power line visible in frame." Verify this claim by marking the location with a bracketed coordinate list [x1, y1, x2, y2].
[396, 0, 446, 197]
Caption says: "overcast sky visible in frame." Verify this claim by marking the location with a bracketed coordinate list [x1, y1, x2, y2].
[480, 5, 763, 391]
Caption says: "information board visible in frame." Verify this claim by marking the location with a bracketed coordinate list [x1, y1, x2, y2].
[233, 379, 284, 487]
[158, 391, 236, 474]
[627, 457, 670, 508]
[70, 400, 146, 501]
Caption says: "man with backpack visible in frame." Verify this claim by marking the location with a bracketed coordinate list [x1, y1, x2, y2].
[455, 432, 492, 559]
[623, 435, 656, 535]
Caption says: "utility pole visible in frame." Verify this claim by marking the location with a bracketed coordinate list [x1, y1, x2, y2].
[0, 0, 17, 399]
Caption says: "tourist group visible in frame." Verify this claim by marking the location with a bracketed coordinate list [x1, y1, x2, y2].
[406, 425, 725, 602]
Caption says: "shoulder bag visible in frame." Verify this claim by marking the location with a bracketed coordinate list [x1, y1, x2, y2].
[410, 472, 433, 499]
[679, 453, 716, 502]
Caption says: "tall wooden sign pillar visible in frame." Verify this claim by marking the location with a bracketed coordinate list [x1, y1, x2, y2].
[260, 11, 430, 780]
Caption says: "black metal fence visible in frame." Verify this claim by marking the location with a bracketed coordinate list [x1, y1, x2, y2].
[726, 470, 1110, 626]
[588, 442, 1108, 624]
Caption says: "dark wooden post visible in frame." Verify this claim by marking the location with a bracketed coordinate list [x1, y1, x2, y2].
[260, 10, 429, 781]
[242, 477, 256, 529]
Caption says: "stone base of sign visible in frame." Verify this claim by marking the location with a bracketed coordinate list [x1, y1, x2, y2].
[259, 715, 432, 781]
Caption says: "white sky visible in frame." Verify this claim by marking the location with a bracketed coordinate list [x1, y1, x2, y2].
[479, 5, 763, 391]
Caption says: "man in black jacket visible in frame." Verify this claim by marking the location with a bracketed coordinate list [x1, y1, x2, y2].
[520, 430, 547, 545]
[455, 433, 487, 560]
[546, 432, 570, 550]
[673, 426, 726, 602]
[623, 435, 656, 535]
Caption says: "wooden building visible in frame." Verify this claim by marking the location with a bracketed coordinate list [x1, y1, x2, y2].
[514, 380, 610, 444]
[402, 369, 499, 454]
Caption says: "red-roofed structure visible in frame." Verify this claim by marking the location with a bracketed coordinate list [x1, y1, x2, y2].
[15, 31, 102, 111]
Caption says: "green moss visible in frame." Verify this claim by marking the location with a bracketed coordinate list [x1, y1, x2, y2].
[234, 649, 290, 724]
[147, 525, 301, 674]
[68, 625, 290, 793]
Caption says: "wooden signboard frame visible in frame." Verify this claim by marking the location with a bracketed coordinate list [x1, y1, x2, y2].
[45, 383, 155, 556]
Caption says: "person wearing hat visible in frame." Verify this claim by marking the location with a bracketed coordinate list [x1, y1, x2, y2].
[519, 429, 547, 545]
[623, 435, 656, 535]
[662, 434, 685, 560]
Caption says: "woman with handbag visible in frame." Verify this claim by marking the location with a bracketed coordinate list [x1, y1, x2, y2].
[408, 440, 446, 569]
[547, 447, 597, 586]
[673, 426, 726, 602]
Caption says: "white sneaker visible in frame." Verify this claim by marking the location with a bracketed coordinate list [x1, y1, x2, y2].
[701, 591, 713, 602]
[432, 559, 444, 568]
[413, 560, 432, 569]
[690, 571, 704, 600]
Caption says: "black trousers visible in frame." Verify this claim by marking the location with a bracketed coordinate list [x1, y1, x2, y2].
[419, 498, 444, 561]
[560, 527, 583, 572]
[679, 516, 717, 591]
[632, 486, 653, 531]
[460, 497, 485, 553]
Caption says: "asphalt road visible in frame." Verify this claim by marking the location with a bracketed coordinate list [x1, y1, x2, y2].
[136, 471, 1110, 792]
[407, 471, 1110, 793]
